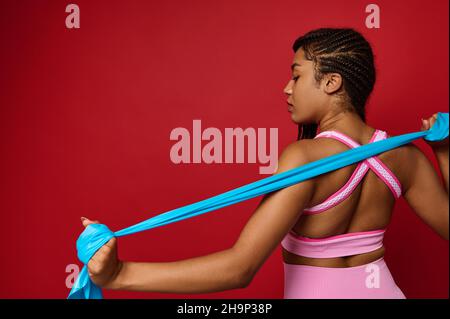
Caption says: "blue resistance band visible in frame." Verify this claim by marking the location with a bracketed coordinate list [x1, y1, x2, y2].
[68, 112, 449, 299]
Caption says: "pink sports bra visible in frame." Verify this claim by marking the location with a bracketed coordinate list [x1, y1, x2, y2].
[281, 129, 402, 259]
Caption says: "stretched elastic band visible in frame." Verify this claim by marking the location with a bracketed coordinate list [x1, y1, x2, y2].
[68, 112, 449, 299]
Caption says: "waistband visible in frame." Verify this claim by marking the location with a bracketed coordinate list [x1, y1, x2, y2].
[281, 229, 386, 258]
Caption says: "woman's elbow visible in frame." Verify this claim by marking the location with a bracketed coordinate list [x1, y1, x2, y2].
[241, 264, 257, 288]
[440, 213, 449, 240]
[226, 261, 253, 289]
[228, 250, 256, 289]
[441, 229, 448, 241]
[235, 268, 253, 289]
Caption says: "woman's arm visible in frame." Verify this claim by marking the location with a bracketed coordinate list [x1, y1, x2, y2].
[433, 147, 449, 194]
[81, 140, 316, 294]
[110, 249, 247, 293]
[402, 114, 449, 240]
[422, 114, 449, 193]
[403, 144, 449, 240]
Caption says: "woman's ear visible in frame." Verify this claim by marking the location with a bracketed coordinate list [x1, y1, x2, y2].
[323, 73, 343, 94]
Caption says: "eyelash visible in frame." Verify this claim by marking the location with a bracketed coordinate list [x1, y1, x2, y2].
[292, 76, 300, 82]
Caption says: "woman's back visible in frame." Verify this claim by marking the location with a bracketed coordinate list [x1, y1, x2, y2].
[278, 28, 447, 298]
[282, 125, 408, 268]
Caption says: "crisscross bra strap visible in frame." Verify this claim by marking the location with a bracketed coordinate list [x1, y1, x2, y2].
[302, 129, 402, 215]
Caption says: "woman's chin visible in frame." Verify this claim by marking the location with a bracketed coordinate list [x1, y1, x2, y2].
[289, 111, 301, 124]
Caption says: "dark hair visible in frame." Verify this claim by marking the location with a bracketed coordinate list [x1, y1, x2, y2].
[292, 28, 376, 140]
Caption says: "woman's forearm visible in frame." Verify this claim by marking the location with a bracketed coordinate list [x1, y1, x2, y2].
[434, 146, 449, 194]
[109, 248, 249, 294]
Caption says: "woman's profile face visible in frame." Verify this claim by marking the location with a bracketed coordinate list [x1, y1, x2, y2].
[284, 48, 329, 124]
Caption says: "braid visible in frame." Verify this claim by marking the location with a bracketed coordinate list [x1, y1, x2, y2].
[292, 28, 376, 140]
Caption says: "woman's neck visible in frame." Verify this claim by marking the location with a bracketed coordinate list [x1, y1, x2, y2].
[318, 109, 367, 134]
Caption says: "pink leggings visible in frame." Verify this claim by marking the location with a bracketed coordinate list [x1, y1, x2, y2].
[283, 257, 406, 299]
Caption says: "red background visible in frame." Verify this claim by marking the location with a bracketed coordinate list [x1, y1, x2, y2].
[0, 0, 448, 298]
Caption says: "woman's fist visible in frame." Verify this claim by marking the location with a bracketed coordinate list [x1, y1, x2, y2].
[421, 113, 449, 151]
[81, 217, 123, 289]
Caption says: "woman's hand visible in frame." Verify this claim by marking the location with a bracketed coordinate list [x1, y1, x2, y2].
[421, 113, 449, 151]
[80, 217, 123, 289]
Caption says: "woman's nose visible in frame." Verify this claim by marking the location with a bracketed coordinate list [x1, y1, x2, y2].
[284, 80, 293, 95]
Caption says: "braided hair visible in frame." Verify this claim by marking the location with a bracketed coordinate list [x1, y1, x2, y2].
[292, 28, 376, 140]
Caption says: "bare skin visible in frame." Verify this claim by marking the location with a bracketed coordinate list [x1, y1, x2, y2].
[78, 47, 449, 294]
[282, 114, 448, 268]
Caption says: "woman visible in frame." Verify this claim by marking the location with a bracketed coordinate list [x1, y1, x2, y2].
[79, 28, 449, 298]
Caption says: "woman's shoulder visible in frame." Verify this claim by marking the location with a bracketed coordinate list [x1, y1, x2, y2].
[278, 138, 342, 163]
[275, 140, 315, 174]
[389, 142, 430, 187]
